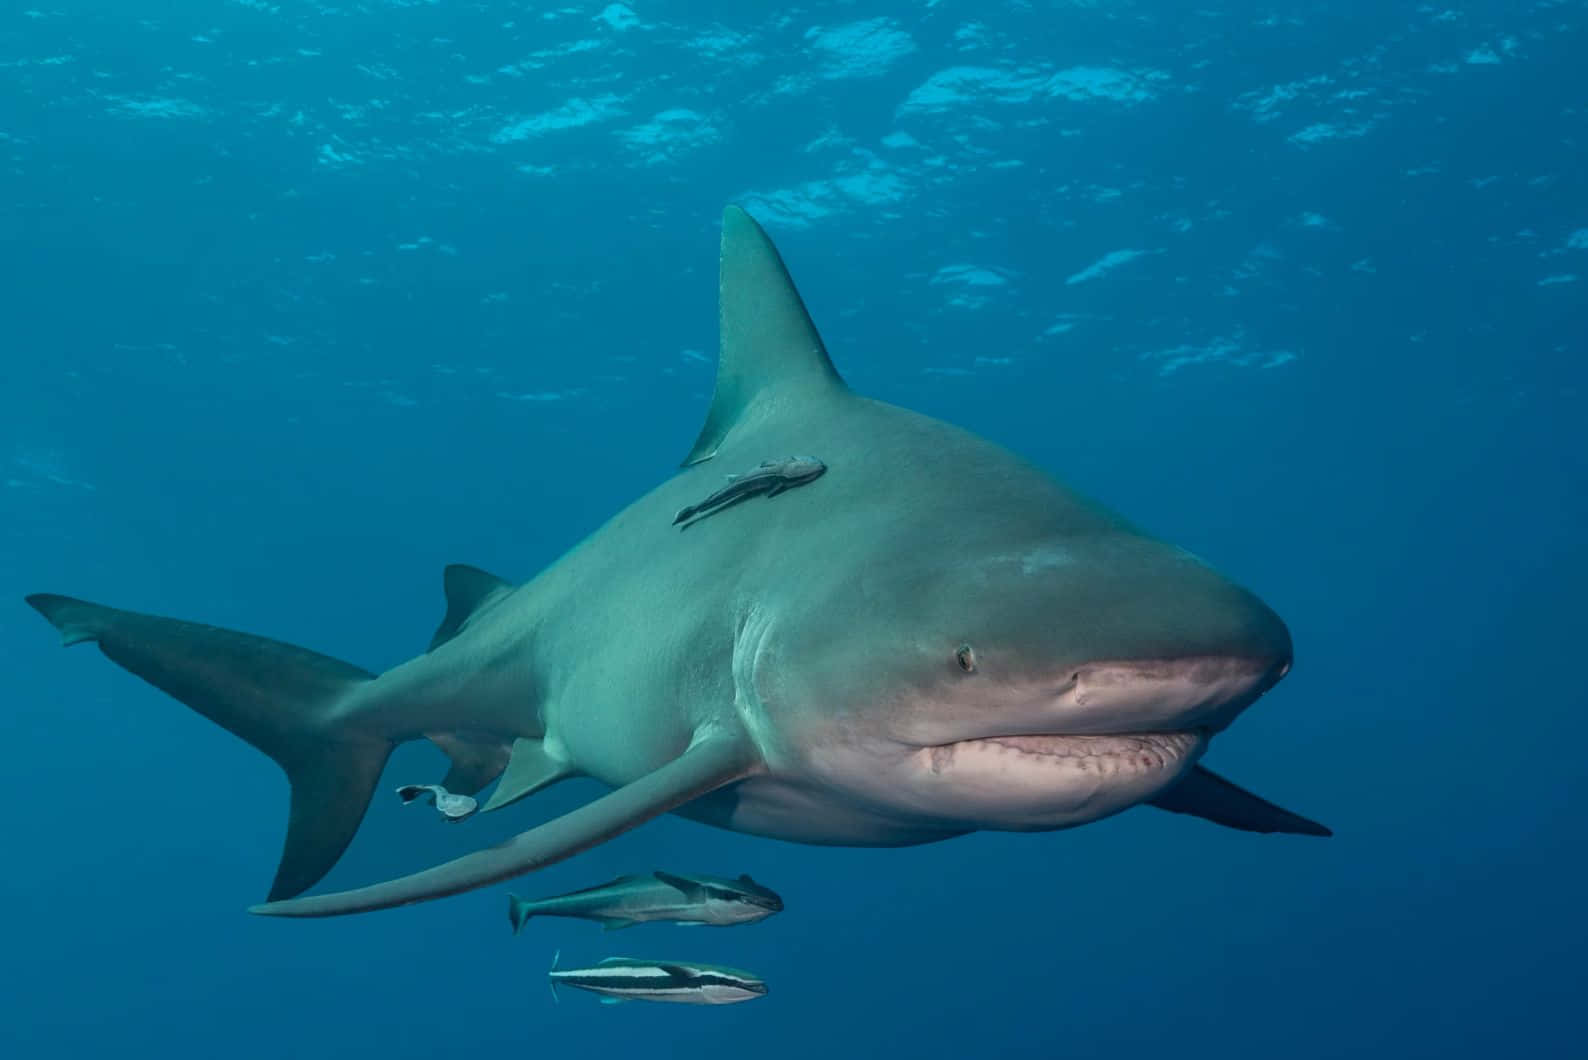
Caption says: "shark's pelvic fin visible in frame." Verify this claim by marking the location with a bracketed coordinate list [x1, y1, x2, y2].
[24, 593, 392, 900]
[248, 731, 758, 918]
[682, 204, 848, 467]
[428, 563, 513, 651]
[480, 736, 576, 813]
[425, 730, 512, 796]
[1149, 765, 1332, 837]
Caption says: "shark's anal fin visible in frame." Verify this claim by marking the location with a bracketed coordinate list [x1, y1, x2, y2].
[682, 205, 848, 467]
[480, 737, 575, 813]
[426, 730, 512, 796]
[1149, 765, 1332, 837]
[428, 564, 513, 652]
[248, 731, 758, 918]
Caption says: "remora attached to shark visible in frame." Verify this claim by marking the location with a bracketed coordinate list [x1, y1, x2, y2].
[26, 205, 1328, 920]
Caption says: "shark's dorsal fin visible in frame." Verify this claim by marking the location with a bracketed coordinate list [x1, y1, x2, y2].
[429, 564, 513, 651]
[682, 205, 847, 466]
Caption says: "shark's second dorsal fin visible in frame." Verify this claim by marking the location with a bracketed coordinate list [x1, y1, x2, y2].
[682, 205, 847, 466]
[429, 564, 513, 651]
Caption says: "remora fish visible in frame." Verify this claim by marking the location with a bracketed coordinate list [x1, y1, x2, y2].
[547, 953, 768, 1006]
[25, 205, 1329, 922]
[395, 784, 477, 822]
[508, 871, 783, 934]
[673, 456, 826, 525]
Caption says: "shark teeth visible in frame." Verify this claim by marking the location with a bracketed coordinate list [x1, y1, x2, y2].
[937, 730, 1203, 774]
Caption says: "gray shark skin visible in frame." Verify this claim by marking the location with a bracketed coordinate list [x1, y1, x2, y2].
[508, 871, 783, 933]
[25, 204, 1328, 920]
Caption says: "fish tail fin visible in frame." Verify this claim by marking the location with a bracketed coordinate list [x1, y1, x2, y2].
[547, 949, 561, 1004]
[25, 592, 392, 902]
[508, 893, 535, 935]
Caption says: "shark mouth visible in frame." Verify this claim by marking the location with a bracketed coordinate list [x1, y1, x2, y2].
[924, 730, 1206, 777]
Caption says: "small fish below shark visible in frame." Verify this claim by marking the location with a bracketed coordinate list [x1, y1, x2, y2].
[509, 870, 783, 934]
[548, 952, 768, 1006]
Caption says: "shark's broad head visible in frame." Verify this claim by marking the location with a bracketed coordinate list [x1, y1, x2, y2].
[754, 508, 1294, 832]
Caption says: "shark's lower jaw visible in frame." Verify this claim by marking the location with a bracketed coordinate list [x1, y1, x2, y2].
[907, 729, 1209, 831]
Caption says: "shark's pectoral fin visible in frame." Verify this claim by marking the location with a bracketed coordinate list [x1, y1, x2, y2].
[428, 564, 513, 651]
[426, 730, 513, 795]
[248, 731, 759, 918]
[1149, 765, 1332, 837]
[480, 737, 577, 813]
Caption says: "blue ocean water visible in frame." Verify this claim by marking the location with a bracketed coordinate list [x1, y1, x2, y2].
[3, 1, 1584, 1056]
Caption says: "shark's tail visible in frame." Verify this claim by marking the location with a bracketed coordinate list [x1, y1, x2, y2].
[25, 593, 393, 902]
[508, 893, 536, 935]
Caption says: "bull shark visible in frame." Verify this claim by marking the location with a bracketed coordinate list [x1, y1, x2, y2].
[25, 205, 1328, 921]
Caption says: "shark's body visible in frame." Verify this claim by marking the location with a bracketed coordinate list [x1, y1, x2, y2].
[27, 206, 1327, 921]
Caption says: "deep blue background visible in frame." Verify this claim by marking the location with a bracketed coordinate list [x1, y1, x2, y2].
[3, 2, 1584, 1057]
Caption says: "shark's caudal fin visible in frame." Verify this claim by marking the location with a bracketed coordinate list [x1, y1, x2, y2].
[681, 205, 849, 466]
[25, 593, 392, 900]
[1149, 765, 1332, 837]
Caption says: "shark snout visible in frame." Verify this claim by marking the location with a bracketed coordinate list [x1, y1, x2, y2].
[1059, 651, 1284, 735]
[1046, 567, 1294, 735]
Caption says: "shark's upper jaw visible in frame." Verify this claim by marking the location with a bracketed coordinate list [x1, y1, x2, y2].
[905, 651, 1290, 751]
[868, 652, 1291, 830]
[1042, 652, 1289, 736]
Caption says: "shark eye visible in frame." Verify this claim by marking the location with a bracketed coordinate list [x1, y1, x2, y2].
[955, 645, 977, 674]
